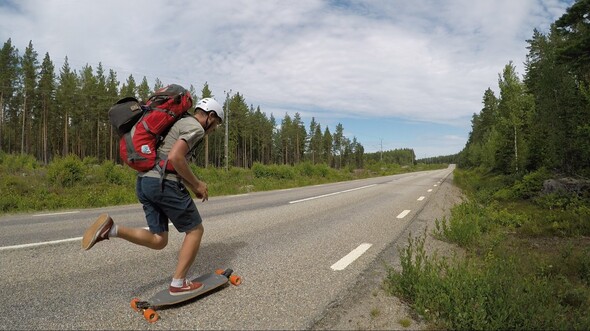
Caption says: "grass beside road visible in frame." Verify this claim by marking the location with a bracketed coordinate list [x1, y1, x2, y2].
[0, 152, 446, 215]
[386, 168, 590, 330]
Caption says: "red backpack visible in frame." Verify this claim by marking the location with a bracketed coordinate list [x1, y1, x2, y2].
[108, 84, 193, 173]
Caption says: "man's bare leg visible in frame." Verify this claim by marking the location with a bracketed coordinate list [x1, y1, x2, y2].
[117, 226, 168, 250]
[173, 224, 204, 279]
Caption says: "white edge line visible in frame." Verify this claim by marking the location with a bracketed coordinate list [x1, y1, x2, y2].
[34, 211, 80, 217]
[0, 225, 159, 252]
[396, 210, 411, 219]
[0, 237, 82, 251]
[289, 184, 377, 204]
[331, 243, 372, 271]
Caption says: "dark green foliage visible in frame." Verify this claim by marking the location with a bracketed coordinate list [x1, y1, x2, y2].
[46, 155, 86, 187]
[252, 162, 296, 180]
[365, 148, 416, 166]
[460, 0, 590, 177]
[0, 151, 39, 173]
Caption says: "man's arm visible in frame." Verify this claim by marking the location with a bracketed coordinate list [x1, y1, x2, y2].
[168, 138, 208, 201]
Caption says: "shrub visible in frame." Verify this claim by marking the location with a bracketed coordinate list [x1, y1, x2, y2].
[82, 156, 100, 166]
[534, 192, 582, 210]
[252, 163, 295, 180]
[46, 155, 86, 187]
[510, 168, 552, 200]
[0, 152, 40, 173]
[98, 161, 134, 186]
[387, 231, 589, 330]
[435, 201, 494, 247]
[0, 194, 19, 212]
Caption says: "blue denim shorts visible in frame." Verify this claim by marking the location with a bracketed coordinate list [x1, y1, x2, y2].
[135, 176, 202, 233]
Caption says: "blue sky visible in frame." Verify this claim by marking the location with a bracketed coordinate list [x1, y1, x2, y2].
[0, 0, 574, 158]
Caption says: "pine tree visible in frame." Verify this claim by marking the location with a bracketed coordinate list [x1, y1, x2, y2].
[56, 57, 78, 156]
[0, 38, 20, 153]
[95, 63, 109, 161]
[20, 40, 39, 155]
[333, 123, 344, 169]
[37, 52, 55, 164]
[137, 76, 150, 102]
[323, 127, 332, 166]
[106, 69, 119, 161]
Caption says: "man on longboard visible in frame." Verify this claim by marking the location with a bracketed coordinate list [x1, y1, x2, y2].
[82, 94, 224, 296]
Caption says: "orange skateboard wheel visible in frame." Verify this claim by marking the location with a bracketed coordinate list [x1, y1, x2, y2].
[229, 275, 242, 286]
[144, 308, 159, 323]
[215, 269, 225, 275]
[130, 298, 140, 312]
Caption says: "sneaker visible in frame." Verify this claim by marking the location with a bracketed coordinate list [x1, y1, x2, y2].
[81, 213, 113, 250]
[169, 280, 203, 296]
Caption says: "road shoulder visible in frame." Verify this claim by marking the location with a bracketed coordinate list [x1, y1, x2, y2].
[312, 172, 465, 330]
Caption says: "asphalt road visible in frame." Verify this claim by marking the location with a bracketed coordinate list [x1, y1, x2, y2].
[0, 166, 454, 330]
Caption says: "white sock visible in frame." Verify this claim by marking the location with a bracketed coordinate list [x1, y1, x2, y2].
[171, 278, 184, 287]
[109, 224, 118, 237]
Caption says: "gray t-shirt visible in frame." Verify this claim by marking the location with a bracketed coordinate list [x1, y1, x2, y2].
[139, 115, 205, 181]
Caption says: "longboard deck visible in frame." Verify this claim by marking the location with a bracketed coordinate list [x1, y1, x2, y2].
[148, 272, 228, 307]
[131, 268, 241, 323]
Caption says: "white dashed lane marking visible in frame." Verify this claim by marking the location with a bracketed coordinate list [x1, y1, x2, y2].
[331, 243, 372, 271]
[396, 210, 411, 219]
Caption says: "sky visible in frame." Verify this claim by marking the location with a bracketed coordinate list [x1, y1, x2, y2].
[0, 0, 574, 158]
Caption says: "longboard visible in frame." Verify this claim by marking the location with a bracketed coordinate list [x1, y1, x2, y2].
[131, 268, 241, 323]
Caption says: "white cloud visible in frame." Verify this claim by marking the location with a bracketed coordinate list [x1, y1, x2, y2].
[0, 0, 573, 157]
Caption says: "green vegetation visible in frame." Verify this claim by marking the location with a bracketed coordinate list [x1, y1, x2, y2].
[0, 152, 446, 215]
[387, 169, 590, 330]
[370, 308, 381, 318]
[458, 0, 590, 176]
[386, 2, 590, 329]
[398, 317, 412, 328]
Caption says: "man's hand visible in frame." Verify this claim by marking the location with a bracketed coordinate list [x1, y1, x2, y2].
[192, 180, 209, 202]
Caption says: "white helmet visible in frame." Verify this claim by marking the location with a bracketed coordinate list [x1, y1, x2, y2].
[196, 98, 224, 122]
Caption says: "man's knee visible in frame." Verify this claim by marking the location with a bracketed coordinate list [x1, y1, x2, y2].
[152, 234, 168, 250]
[189, 223, 204, 234]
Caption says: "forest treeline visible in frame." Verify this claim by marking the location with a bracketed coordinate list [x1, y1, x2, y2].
[458, 0, 590, 176]
[0, 39, 414, 169]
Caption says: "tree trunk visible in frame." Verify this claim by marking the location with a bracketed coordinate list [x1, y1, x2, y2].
[109, 126, 113, 161]
[204, 135, 209, 168]
[43, 102, 48, 164]
[243, 138, 247, 168]
[514, 125, 518, 173]
[21, 95, 26, 154]
[63, 111, 68, 156]
[0, 92, 4, 152]
[96, 119, 100, 161]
